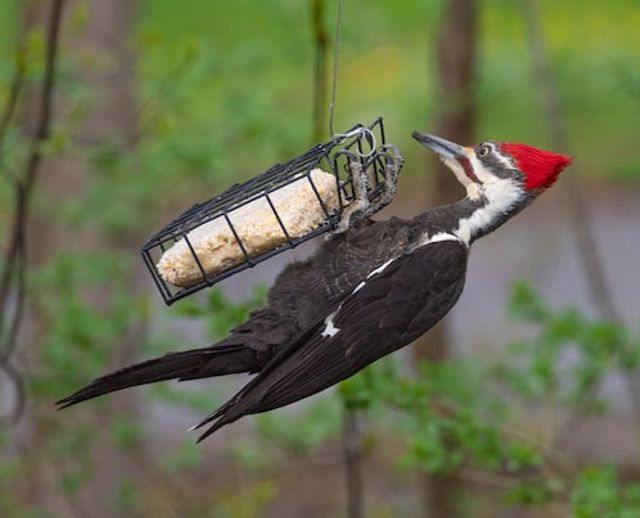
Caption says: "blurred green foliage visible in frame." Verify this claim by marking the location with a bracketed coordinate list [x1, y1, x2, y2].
[571, 466, 640, 518]
[213, 481, 277, 518]
[331, 283, 640, 511]
[1, 0, 639, 516]
[499, 282, 640, 409]
[136, 0, 640, 181]
[31, 252, 136, 395]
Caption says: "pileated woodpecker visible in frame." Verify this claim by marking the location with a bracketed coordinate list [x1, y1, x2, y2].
[58, 133, 573, 441]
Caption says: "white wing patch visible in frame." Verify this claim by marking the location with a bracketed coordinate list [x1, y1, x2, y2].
[366, 258, 395, 279]
[353, 281, 366, 294]
[416, 231, 459, 248]
[321, 311, 340, 338]
[453, 155, 523, 245]
[320, 257, 399, 340]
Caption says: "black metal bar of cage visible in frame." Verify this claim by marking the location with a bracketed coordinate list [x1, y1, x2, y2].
[223, 210, 253, 266]
[264, 191, 293, 246]
[306, 171, 331, 221]
[141, 117, 390, 305]
[183, 233, 210, 285]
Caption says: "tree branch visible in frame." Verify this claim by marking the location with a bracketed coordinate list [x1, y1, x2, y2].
[0, 54, 25, 145]
[0, 0, 67, 427]
[343, 407, 364, 518]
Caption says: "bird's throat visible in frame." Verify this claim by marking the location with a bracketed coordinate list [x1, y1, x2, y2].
[415, 184, 525, 246]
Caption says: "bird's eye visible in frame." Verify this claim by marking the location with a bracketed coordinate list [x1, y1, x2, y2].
[478, 145, 491, 157]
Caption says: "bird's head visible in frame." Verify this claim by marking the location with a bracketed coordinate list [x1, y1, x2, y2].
[412, 132, 573, 203]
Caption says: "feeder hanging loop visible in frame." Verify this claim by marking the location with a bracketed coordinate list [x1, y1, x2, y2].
[334, 127, 377, 158]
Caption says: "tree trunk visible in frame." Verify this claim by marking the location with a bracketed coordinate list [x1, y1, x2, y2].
[414, 0, 478, 516]
[343, 408, 364, 518]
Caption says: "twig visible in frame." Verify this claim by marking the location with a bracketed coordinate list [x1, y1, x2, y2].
[0, 54, 25, 145]
[135, 48, 198, 141]
[0, 240, 26, 362]
[0, 53, 26, 317]
[0, 0, 67, 427]
[0, 0, 66, 322]
[0, 361, 26, 427]
[64, 43, 196, 150]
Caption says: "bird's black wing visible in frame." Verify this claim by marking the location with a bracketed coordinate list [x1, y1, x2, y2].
[194, 239, 468, 441]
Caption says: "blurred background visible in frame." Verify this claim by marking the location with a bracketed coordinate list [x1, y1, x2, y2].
[0, 0, 639, 516]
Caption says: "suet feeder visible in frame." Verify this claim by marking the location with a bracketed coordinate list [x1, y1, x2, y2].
[141, 117, 400, 305]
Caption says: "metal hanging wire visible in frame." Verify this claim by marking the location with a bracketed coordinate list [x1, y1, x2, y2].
[328, 0, 376, 157]
[328, 0, 344, 138]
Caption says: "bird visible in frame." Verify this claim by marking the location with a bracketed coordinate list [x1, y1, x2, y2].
[57, 133, 573, 442]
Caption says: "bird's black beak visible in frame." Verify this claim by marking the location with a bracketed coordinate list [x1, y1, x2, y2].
[412, 132, 466, 160]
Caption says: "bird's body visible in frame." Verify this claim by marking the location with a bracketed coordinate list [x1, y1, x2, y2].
[58, 133, 572, 441]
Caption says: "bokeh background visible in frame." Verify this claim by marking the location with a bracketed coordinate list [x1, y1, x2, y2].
[1, 0, 639, 516]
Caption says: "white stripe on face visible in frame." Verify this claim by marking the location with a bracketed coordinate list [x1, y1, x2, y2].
[488, 143, 516, 171]
[455, 176, 523, 244]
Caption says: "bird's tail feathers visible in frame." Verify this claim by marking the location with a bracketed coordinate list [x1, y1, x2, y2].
[57, 344, 257, 409]
[192, 321, 324, 441]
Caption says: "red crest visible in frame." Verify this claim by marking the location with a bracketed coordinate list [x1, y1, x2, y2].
[500, 143, 573, 191]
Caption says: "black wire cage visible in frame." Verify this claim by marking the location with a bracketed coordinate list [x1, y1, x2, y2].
[141, 117, 395, 305]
